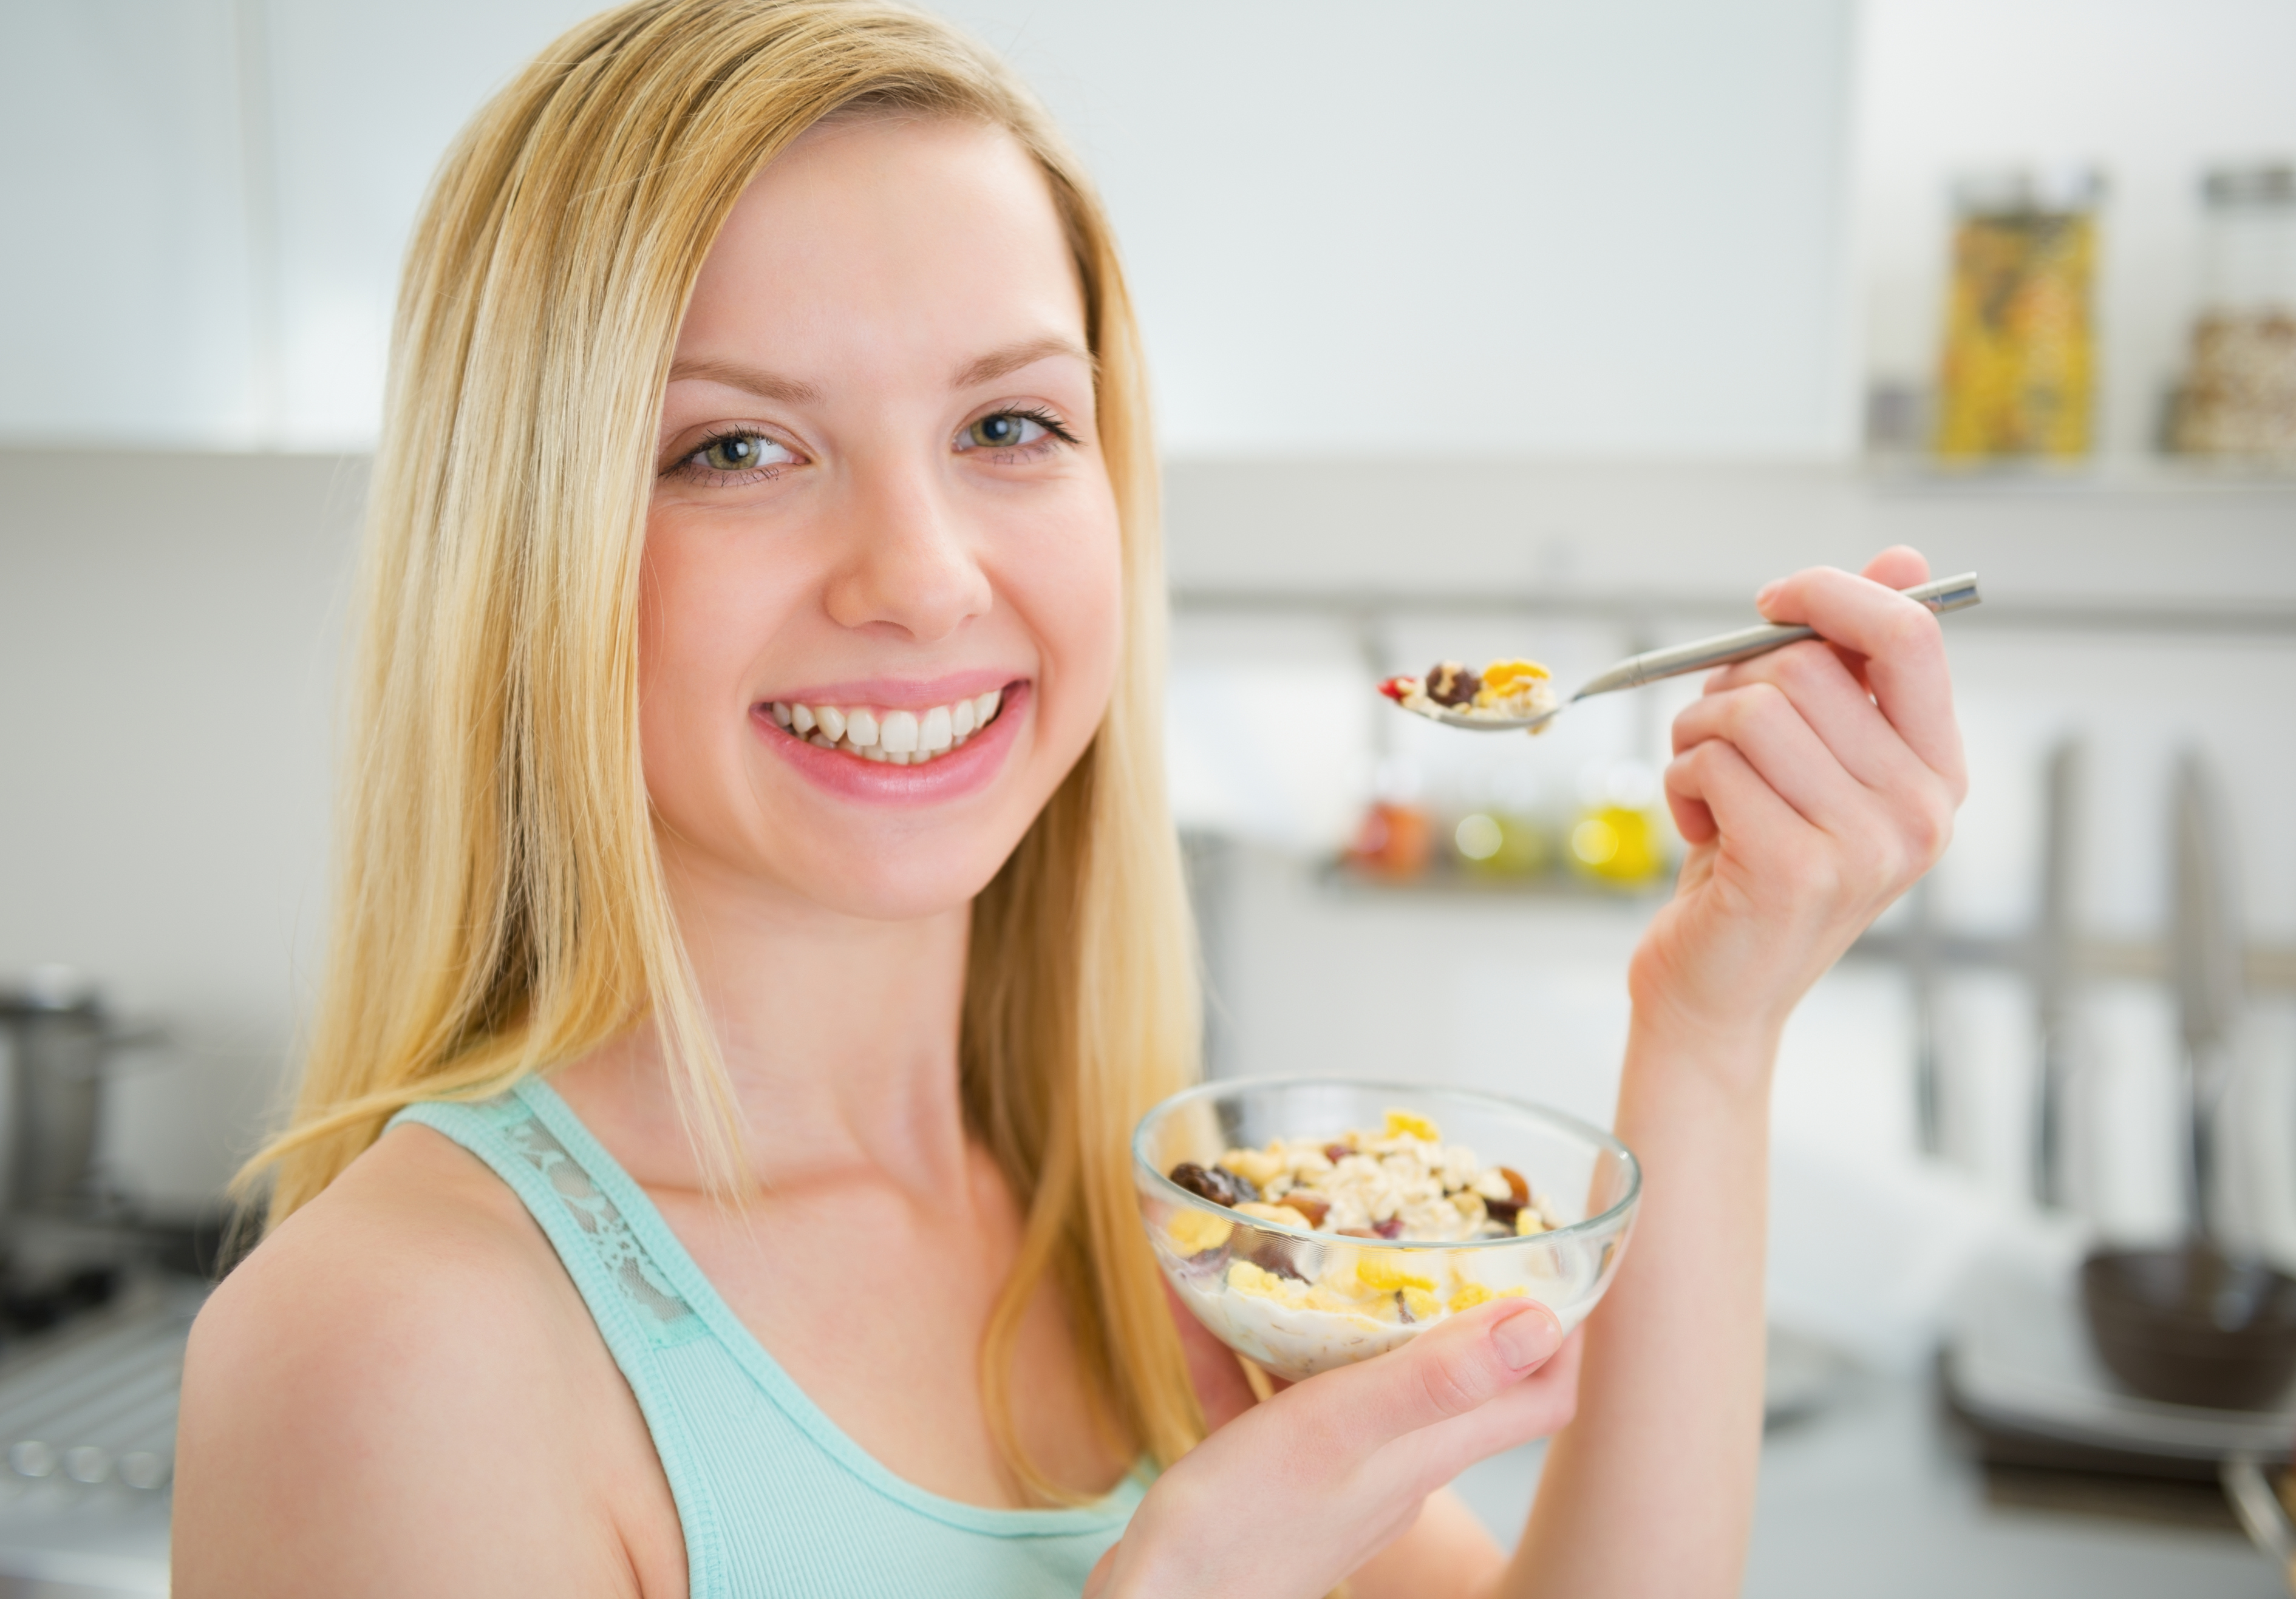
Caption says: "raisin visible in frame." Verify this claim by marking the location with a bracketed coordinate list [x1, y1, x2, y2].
[1324, 1143, 1352, 1164]
[1425, 661, 1481, 707]
[1168, 1161, 1258, 1207]
[1373, 1216, 1405, 1240]
[1484, 1196, 1522, 1227]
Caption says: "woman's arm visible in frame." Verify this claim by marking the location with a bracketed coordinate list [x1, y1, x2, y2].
[1506, 547, 1964, 1597]
[1097, 549, 1960, 1599]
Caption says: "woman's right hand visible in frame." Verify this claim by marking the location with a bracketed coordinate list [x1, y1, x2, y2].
[1083, 1299, 1579, 1599]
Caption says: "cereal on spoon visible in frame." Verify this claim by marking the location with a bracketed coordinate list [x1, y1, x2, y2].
[1379, 657, 1558, 728]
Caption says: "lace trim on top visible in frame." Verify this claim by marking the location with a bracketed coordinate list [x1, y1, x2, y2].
[477, 1091, 706, 1347]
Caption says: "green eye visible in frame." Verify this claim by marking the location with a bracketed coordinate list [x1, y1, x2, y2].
[689, 432, 794, 474]
[962, 412, 1048, 450]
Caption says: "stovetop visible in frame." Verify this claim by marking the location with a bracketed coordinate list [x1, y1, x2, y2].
[0, 1276, 202, 1598]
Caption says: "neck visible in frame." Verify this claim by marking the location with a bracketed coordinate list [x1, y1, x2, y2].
[557, 840, 976, 1201]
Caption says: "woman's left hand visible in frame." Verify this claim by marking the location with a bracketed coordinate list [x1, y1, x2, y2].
[1631, 545, 1966, 1067]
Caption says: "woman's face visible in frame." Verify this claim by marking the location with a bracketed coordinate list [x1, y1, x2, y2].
[641, 116, 1122, 922]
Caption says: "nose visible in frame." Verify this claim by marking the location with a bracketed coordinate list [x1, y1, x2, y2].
[820, 453, 993, 644]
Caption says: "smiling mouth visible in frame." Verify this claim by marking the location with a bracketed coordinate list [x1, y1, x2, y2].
[764, 686, 1009, 766]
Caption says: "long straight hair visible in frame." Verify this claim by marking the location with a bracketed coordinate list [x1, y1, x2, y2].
[247, 0, 1206, 1492]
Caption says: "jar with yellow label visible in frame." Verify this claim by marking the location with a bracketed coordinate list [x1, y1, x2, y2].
[1934, 169, 2104, 462]
[1566, 762, 1670, 889]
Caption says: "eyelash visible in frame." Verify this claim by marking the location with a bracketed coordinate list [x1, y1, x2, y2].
[972, 406, 1082, 454]
[666, 427, 794, 487]
[664, 406, 1082, 488]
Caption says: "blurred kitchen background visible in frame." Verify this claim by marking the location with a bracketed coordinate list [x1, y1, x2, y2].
[4, 1, 2295, 1594]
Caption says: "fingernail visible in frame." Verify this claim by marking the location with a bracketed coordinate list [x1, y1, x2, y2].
[1754, 580, 1782, 610]
[1492, 1303, 1561, 1370]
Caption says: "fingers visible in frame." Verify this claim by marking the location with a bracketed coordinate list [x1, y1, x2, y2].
[1664, 733, 1810, 869]
[1671, 677, 1870, 837]
[1302, 1300, 1563, 1453]
[1749, 557, 1964, 794]
[1403, 1327, 1584, 1482]
[1858, 543, 1930, 592]
[1700, 639, 1915, 798]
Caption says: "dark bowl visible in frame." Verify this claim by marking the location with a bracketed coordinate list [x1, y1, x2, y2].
[2080, 1246, 2296, 1411]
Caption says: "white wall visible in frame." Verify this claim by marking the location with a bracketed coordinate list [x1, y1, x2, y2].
[0, 452, 361, 1209]
[0, 0, 1861, 457]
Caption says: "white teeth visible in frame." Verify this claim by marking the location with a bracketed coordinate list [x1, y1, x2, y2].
[775, 689, 1007, 766]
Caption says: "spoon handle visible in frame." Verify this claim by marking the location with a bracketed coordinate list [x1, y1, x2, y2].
[1572, 572, 1981, 701]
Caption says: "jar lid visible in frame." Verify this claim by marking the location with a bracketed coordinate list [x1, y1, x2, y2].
[2202, 163, 2296, 208]
[0, 965, 101, 1016]
[1952, 165, 2107, 216]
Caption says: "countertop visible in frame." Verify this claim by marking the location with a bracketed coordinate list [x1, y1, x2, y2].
[1455, 1370, 2287, 1597]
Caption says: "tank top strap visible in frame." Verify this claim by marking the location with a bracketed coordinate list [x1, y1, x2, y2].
[389, 1080, 729, 1595]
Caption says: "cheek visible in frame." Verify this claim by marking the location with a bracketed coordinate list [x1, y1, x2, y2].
[635, 521, 763, 822]
[1021, 508, 1125, 743]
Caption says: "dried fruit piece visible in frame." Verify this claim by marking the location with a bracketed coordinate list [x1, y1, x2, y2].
[1356, 1255, 1436, 1294]
[1235, 1201, 1313, 1231]
[1282, 1191, 1331, 1227]
[1479, 659, 1550, 691]
[1169, 1161, 1258, 1207]
[1377, 676, 1415, 702]
[1167, 1210, 1233, 1255]
[1425, 661, 1480, 707]
[1227, 1260, 1299, 1302]
[1499, 1166, 1531, 1206]
[1383, 1109, 1442, 1143]
[1448, 1282, 1494, 1312]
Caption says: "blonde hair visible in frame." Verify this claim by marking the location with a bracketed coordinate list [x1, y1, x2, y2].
[248, 0, 1205, 1492]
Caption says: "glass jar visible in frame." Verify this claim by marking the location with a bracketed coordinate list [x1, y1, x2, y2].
[1933, 169, 2105, 462]
[2172, 163, 2296, 463]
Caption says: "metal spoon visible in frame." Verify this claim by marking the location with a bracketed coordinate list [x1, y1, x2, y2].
[1389, 572, 1981, 733]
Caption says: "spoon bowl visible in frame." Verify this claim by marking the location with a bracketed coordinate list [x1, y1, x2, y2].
[1386, 572, 1980, 734]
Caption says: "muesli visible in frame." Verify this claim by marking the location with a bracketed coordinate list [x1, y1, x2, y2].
[1379, 657, 1557, 727]
[1158, 1111, 1575, 1378]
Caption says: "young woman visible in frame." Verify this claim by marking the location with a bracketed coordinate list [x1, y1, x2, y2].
[172, 4, 1965, 1595]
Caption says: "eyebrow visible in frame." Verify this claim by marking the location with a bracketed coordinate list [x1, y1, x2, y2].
[665, 357, 824, 404]
[953, 336, 1097, 390]
[666, 336, 1096, 406]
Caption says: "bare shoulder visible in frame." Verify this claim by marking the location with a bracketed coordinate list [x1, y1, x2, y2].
[174, 1124, 681, 1598]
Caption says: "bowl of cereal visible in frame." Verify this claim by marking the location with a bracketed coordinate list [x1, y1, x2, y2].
[1134, 1079, 1640, 1382]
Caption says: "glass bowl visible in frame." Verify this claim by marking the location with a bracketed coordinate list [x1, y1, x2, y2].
[1134, 1078, 1641, 1382]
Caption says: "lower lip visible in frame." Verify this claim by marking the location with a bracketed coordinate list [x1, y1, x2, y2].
[751, 682, 1029, 806]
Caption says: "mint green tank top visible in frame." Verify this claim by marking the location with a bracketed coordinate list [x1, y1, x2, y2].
[389, 1078, 1146, 1597]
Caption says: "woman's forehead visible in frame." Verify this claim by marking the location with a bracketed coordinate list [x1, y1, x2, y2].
[678, 115, 1086, 374]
